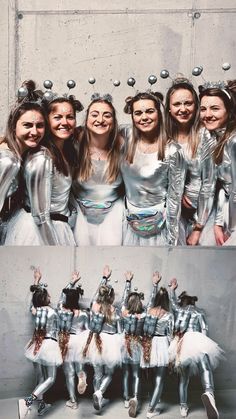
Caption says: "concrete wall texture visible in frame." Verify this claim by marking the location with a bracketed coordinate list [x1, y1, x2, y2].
[0, 246, 235, 398]
[0, 1, 236, 132]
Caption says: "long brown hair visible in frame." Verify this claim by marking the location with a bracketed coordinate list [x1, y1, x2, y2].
[96, 285, 115, 324]
[74, 99, 121, 183]
[165, 82, 200, 158]
[123, 91, 166, 163]
[199, 81, 236, 164]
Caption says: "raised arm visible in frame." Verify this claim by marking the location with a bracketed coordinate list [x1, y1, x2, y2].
[90, 265, 112, 307]
[168, 277, 179, 313]
[120, 271, 133, 312]
[57, 270, 81, 308]
[146, 271, 162, 310]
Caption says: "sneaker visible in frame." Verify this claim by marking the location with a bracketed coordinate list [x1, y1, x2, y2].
[66, 400, 78, 410]
[201, 392, 219, 419]
[18, 399, 31, 419]
[128, 397, 138, 418]
[77, 371, 87, 394]
[180, 404, 189, 418]
[25, 394, 37, 407]
[93, 390, 103, 411]
[38, 401, 52, 416]
[124, 400, 130, 408]
[146, 408, 162, 418]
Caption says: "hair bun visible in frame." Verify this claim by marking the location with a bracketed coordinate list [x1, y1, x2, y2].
[152, 91, 164, 102]
[124, 96, 133, 114]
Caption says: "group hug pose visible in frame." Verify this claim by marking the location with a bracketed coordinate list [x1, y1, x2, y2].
[18, 267, 224, 419]
[1, 74, 236, 246]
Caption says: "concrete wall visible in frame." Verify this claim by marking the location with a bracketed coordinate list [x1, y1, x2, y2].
[0, 1, 236, 132]
[0, 246, 235, 398]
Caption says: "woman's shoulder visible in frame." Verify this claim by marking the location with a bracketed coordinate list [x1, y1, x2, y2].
[24, 146, 52, 165]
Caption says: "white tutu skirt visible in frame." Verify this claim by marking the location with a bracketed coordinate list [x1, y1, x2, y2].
[73, 199, 123, 246]
[25, 338, 63, 367]
[141, 336, 169, 368]
[168, 332, 224, 372]
[4, 208, 75, 245]
[76, 330, 122, 368]
[64, 334, 86, 364]
[121, 333, 143, 364]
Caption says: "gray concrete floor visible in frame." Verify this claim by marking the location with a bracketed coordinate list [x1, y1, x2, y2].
[1, 389, 235, 419]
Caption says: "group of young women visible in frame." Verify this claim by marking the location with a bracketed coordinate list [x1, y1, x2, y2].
[1, 75, 236, 246]
[18, 267, 223, 419]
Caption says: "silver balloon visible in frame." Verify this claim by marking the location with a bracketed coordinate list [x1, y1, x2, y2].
[67, 80, 76, 89]
[222, 62, 231, 71]
[134, 287, 138, 292]
[43, 90, 54, 101]
[148, 75, 157, 85]
[160, 69, 169, 79]
[18, 87, 28, 98]
[192, 66, 203, 76]
[127, 77, 136, 87]
[43, 80, 53, 89]
[113, 80, 121, 87]
[114, 279, 118, 283]
[88, 77, 96, 84]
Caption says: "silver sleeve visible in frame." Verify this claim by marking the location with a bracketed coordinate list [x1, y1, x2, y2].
[146, 284, 158, 310]
[228, 137, 236, 232]
[166, 146, 186, 245]
[24, 151, 59, 245]
[0, 151, 19, 211]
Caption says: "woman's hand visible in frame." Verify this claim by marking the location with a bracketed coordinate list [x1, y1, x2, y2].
[33, 268, 42, 284]
[71, 270, 81, 285]
[186, 230, 201, 246]
[152, 271, 162, 284]
[125, 271, 133, 282]
[103, 265, 112, 279]
[214, 225, 229, 246]
[169, 277, 178, 290]
[182, 195, 193, 209]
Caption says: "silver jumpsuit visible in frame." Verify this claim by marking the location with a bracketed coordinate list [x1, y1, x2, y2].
[120, 126, 186, 246]
[169, 288, 223, 407]
[58, 282, 89, 404]
[72, 159, 124, 245]
[0, 148, 20, 244]
[142, 284, 174, 413]
[5, 147, 75, 245]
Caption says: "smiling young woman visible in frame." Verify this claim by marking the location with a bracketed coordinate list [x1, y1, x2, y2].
[71, 96, 124, 246]
[197, 81, 236, 245]
[5, 91, 83, 245]
[120, 91, 186, 246]
[0, 80, 47, 244]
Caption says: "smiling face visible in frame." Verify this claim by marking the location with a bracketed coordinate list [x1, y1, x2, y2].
[200, 95, 228, 131]
[132, 99, 159, 134]
[169, 88, 196, 127]
[86, 101, 114, 137]
[48, 101, 76, 142]
[15, 110, 45, 153]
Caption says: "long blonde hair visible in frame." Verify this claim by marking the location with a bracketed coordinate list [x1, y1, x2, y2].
[74, 99, 121, 183]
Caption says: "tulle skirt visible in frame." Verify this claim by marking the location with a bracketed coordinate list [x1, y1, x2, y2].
[25, 338, 63, 367]
[168, 332, 224, 373]
[64, 334, 86, 364]
[76, 330, 122, 368]
[5, 208, 75, 245]
[141, 336, 169, 368]
[121, 334, 143, 364]
[73, 199, 123, 246]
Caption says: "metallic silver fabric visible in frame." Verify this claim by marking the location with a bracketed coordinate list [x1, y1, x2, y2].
[0, 149, 20, 211]
[23, 148, 72, 244]
[120, 126, 186, 245]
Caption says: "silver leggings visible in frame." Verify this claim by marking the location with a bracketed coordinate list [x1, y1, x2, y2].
[32, 364, 57, 398]
[93, 365, 114, 394]
[63, 362, 85, 402]
[148, 366, 166, 410]
[179, 353, 214, 405]
[123, 363, 140, 400]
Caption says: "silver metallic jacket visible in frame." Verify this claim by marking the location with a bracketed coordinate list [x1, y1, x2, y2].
[33, 305, 60, 341]
[0, 149, 20, 213]
[120, 126, 186, 245]
[169, 288, 208, 335]
[23, 147, 72, 244]
[146, 284, 174, 339]
[72, 159, 124, 203]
